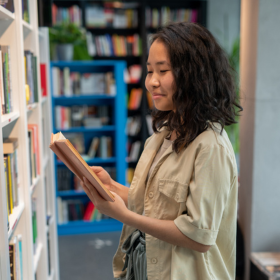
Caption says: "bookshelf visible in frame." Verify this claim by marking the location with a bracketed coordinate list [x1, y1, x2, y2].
[39, 0, 207, 186]
[0, 1, 59, 280]
[50, 60, 127, 235]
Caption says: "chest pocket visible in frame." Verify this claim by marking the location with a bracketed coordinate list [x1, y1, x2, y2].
[157, 179, 189, 219]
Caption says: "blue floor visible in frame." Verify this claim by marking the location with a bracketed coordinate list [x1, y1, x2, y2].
[58, 231, 122, 280]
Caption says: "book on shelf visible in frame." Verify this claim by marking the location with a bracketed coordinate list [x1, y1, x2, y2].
[124, 64, 142, 84]
[145, 7, 198, 28]
[50, 132, 114, 202]
[86, 33, 141, 57]
[24, 51, 39, 105]
[9, 235, 23, 280]
[128, 88, 142, 110]
[52, 4, 82, 26]
[0, 45, 13, 114]
[126, 116, 141, 136]
[52, 67, 115, 96]
[31, 198, 38, 254]
[40, 63, 47, 97]
[127, 140, 141, 162]
[85, 4, 138, 28]
[126, 168, 135, 184]
[55, 105, 110, 129]
[28, 124, 40, 183]
[3, 138, 19, 216]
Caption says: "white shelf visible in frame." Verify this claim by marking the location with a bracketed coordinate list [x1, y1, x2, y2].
[30, 176, 41, 196]
[33, 242, 43, 272]
[0, 5, 15, 20]
[8, 203, 25, 240]
[46, 216, 54, 234]
[1, 111, 20, 128]
[48, 269, 55, 280]
[41, 96, 48, 105]
[22, 20, 33, 39]
[43, 155, 49, 170]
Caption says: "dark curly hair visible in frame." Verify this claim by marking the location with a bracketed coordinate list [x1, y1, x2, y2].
[149, 22, 243, 153]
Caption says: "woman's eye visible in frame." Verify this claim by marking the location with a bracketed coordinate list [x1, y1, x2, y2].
[160, 70, 169, 73]
[147, 71, 153, 74]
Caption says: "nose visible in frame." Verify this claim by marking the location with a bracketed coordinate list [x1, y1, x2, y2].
[149, 74, 160, 88]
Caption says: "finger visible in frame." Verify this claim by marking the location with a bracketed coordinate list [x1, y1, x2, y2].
[83, 177, 104, 201]
[90, 166, 103, 173]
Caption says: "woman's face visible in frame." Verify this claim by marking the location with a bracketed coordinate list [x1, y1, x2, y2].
[145, 40, 175, 111]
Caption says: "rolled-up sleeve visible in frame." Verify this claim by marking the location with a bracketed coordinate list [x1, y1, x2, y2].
[174, 144, 234, 245]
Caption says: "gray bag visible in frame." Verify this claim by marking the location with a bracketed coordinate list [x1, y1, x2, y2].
[115, 230, 147, 280]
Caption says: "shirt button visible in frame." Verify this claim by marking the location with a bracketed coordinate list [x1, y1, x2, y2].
[152, 258, 157, 264]
[149, 192, 154, 198]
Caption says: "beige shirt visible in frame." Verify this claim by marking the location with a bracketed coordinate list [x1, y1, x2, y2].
[113, 123, 238, 280]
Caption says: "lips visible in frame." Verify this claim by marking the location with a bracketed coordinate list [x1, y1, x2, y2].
[152, 93, 164, 100]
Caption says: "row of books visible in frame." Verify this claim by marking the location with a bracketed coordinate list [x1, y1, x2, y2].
[127, 140, 141, 163]
[145, 7, 198, 28]
[57, 166, 116, 192]
[24, 51, 39, 105]
[28, 124, 40, 185]
[9, 234, 23, 280]
[52, 4, 82, 26]
[52, 67, 116, 96]
[0, 46, 13, 115]
[126, 116, 141, 137]
[128, 88, 142, 110]
[124, 64, 142, 84]
[56, 198, 112, 224]
[86, 5, 138, 28]
[55, 105, 110, 130]
[3, 138, 19, 220]
[86, 33, 142, 57]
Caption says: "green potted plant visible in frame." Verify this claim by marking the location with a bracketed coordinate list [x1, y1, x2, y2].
[49, 23, 91, 61]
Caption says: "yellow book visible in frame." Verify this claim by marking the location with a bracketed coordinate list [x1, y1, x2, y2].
[4, 159, 10, 218]
[7, 155, 13, 213]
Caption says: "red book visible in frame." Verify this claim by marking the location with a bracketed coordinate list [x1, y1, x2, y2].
[40, 64, 47, 96]
[83, 202, 95, 221]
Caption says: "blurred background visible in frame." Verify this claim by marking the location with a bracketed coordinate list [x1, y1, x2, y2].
[1, 0, 279, 280]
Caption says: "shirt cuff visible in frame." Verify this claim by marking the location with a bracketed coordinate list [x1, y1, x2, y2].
[174, 215, 219, 246]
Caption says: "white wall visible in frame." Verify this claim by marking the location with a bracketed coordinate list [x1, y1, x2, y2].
[207, 0, 241, 53]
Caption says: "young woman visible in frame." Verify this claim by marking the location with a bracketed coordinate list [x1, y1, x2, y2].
[81, 22, 242, 280]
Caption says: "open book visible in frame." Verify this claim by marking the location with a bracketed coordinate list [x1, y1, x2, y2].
[49, 132, 115, 202]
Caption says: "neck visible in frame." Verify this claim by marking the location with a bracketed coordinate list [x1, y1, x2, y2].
[169, 130, 177, 141]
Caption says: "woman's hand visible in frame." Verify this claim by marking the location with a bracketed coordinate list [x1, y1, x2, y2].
[90, 166, 130, 206]
[81, 177, 129, 223]
[89, 166, 112, 190]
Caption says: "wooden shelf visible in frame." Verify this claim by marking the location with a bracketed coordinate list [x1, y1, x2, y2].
[8, 203, 25, 240]
[1, 111, 20, 128]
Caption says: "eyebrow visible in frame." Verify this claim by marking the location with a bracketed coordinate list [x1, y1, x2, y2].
[146, 61, 170, 66]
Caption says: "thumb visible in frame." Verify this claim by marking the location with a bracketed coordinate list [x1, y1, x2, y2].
[90, 166, 103, 173]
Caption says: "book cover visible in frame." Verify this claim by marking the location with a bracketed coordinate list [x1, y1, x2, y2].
[40, 64, 47, 96]
[50, 132, 114, 202]
[3, 138, 18, 154]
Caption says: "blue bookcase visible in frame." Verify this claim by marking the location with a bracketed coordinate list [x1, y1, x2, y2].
[50, 61, 127, 235]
